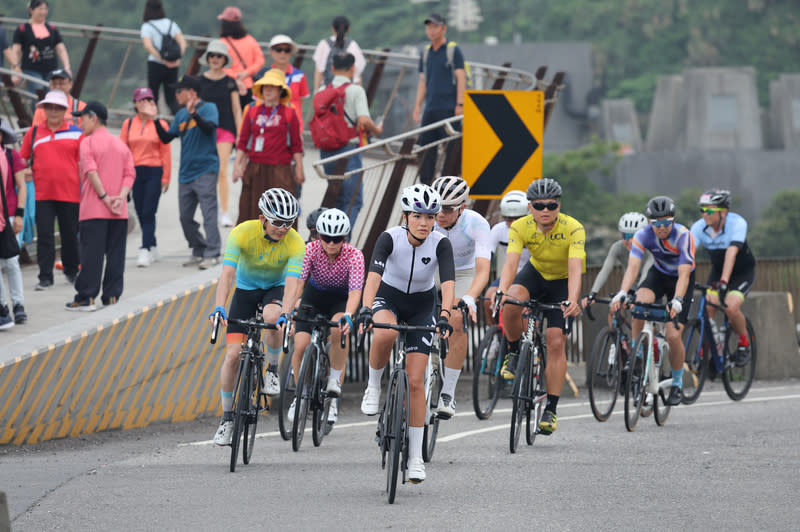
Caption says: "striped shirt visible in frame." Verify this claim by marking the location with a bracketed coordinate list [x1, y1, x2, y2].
[19, 121, 83, 202]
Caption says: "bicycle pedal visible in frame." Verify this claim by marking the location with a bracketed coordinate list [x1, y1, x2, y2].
[536, 429, 553, 436]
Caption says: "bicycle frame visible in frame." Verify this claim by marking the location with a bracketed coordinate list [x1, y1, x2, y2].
[688, 289, 725, 374]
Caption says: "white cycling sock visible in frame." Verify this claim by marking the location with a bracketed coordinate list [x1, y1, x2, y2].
[329, 368, 343, 383]
[221, 390, 233, 412]
[368, 366, 384, 389]
[408, 426, 424, 459]
[441, 368, 461, 398]
[266, 345, 280, 366]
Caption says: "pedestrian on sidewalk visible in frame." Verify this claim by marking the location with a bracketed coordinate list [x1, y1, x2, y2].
[0, 119, 28, 325]
[312, 15, 366, 93]
[65, 102, 134, 311]
[18, 90, 82, 291]
[218, 6, 264, 110]
[120, 87, 172, 268]
[30, 69, 86, 127]
[140, 0, 187, 115]
[199, 39, 241, 228]
[260, 34, 310, 133]
[143, 75, 222, 270]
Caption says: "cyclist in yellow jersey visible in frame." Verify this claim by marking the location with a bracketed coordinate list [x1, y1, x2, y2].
[209, 188, 306, 446]
[494, 178, 585, 435]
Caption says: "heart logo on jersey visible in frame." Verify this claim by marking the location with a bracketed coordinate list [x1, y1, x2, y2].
[421, 257, 431, 264]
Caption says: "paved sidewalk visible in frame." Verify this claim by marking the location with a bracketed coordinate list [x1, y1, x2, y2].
[0, 134, 329, 356]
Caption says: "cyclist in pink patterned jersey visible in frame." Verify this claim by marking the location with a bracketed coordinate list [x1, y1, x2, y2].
[289, 208, 364, 426]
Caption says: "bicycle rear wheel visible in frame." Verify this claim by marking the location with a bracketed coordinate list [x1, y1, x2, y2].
[653, 361, 672, 426]
[722, 317, 756, 400]
[509, 343, 530, 453]
[422, 356, 442, 463]
[292, 344, 315, 452]
[230, 354, 250, 472]
[386, 371, 407, 504]
[312, 351, 331, 447]
[277, 352, 295, 441]
[242, 357, 264, 464]
[472, 326, 504, 420]
[681, 318, 709, 404]
[526, 342, 545, 446]
[624, 333, 648, 432]
[587, 327, 619, 422]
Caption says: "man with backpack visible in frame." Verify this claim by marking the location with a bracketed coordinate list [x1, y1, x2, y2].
[412, 13, 466, 185]
[311, 52, 382, 231]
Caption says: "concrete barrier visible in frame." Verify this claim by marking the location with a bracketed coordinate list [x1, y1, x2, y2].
[0, 491, 9, 532]
[0, 279, 226, 445]
[742, 291, 799, 379]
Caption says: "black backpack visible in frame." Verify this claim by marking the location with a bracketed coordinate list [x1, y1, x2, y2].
[148, 21, 182, 62]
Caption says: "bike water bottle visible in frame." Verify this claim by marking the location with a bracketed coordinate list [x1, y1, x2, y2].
[710, 320, 724, 353]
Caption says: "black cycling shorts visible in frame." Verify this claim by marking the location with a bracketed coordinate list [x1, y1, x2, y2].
[639, 268, 695, 324]
[295, 283, 347, 334]
[372, 282, 436, 356]
[512, 261, 570, 330]
[227, 286, 284, 335]
[707, 268, 755, 297]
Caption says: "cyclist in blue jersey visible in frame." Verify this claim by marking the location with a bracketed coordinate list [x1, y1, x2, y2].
[358, 184, 455, 483]
[611, 196, 696, 406]
[209, 188, 306, 446]
[690, 189, 755, 363]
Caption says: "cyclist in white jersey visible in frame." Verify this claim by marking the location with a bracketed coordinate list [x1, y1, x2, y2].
[430, 176, 491, 418]
[358, 184, 455, 483]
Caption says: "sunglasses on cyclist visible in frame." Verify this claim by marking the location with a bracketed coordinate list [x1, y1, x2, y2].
[266, 218, 293, 229]
[700, 207, 723, 215]
[272, 46, 292, 53]
[650, 218, 674, 228]
[207, 52, 225, 59]
[531, 201, 559, 211]
[440, 205, 461, 214]
[622, 233, 634, 240]
[320, 234, 345, 244]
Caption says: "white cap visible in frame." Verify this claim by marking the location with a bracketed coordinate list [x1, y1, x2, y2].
[36, 90, 69, 109]
[269, 34, 296, 54]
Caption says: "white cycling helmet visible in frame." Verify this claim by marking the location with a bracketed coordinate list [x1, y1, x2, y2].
[316, 208, 350, 237]
[618, 212, 648, 233]
[431, 176, 470, 206]
[500, 190, 529, 217]
[258, 188, 299, 221]
[400, 184, 442, 214]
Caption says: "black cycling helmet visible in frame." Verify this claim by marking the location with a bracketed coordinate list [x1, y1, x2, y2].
[306, 207, 328, 231]
[698, 189, 731, 208]
[526, 178, 562, 201]
[645, 195, 676, 218]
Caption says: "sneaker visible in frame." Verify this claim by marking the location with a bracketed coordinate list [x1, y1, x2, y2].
[0, 306, 13, 330]
[137, 248, 153, 267]
[263, 368, 280, 396]
[733, 345, 751, 367]
[327, 398, 338, 424]
[665, 386, 683, 406]
[287, 398, 296, 420]
[198, 257, 220, 270]
[408, 456, 426, 483]
[65, 298, 97, 312]
[436, 393, 456, 419]
[360, 386, 381, 416]
[13, 304, 27, 324]
[213, 419, 234, 446]
[325, 376, 342, 398]
[220, 213, 234, 227]
[150, 247, 160, 262]
[182, 256, 203, 267]
[500, 353, 518, 380]
[538, 410, 558, 435]
[35, 280, 54, 291]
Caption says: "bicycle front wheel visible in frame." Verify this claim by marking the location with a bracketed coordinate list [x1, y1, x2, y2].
[277, 352, 295, 441]
[312, 351, 331, 447]
[526, 341, 545, 446]
[587, 327, 619, 422]
[230, 354, 250, 472]
[653, 361, 672, 426]
[722, 317, 756, 400]
[624, 334, 648, 432]
[681, 318, 709, 404]
[422, 359, 442, 463]
[472, 326, 504, 420]
[509, 343, 530, 453]
[292, 344, 315, 452]
[386, 371, 407, 504]
[242, 357, 264, 464]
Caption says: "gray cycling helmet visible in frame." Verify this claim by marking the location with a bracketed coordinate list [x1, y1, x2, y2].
[431, 176, 470, 206]
[306, 207, 328, 230]
[526, 178, 562, 201]
[698, 189, 731, 208]
[258, 188, 299, 221]
[645, 195, 676, 218]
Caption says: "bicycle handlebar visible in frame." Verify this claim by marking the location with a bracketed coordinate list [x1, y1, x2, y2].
[291, 314, 348, 349]
[355, 322, 449, 359]
[583, 295, 613, 322]
[455, 302, 469, 332]
[502, 297, 573, 335]
[209, 311, 288, 350]
[694, 282, 728, 310]
[629, 300, 680, 328]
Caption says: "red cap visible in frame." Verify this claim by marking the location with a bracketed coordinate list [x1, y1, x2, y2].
[217, 6, 242, 22]
[133, 87, 155, 102]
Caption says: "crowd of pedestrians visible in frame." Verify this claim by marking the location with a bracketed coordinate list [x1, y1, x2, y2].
[0, 7, 467, 329]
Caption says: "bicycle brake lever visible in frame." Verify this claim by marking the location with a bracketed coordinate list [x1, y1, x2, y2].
[282, 322, 291, 353]
[210, 312, 221, 344]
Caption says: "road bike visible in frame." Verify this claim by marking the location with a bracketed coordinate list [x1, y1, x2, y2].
[472, 297, 506, 420]
[624, 301, 676, 432]
[585, 296, 632, 422]
[289, 308, 347, 451]
[357, 322, 447, 504]
[211, 306, 289, 472]
[497, 295, 567, 453]
[682, 283, 757, 403]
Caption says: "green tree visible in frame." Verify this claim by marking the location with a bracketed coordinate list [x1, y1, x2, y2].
[749, 190, 800, 258]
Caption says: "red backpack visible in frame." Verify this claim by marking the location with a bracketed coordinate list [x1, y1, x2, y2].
[309, 83, 356, 151]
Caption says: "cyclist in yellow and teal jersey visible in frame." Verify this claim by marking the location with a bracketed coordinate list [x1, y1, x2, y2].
[209, 188, 306, 446]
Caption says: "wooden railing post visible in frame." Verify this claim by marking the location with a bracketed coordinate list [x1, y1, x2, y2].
[365, 48, 391, 106]
[71, 25, 102, 99]
[1, 73, 32, 128]
[319, 158, 349, 208]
